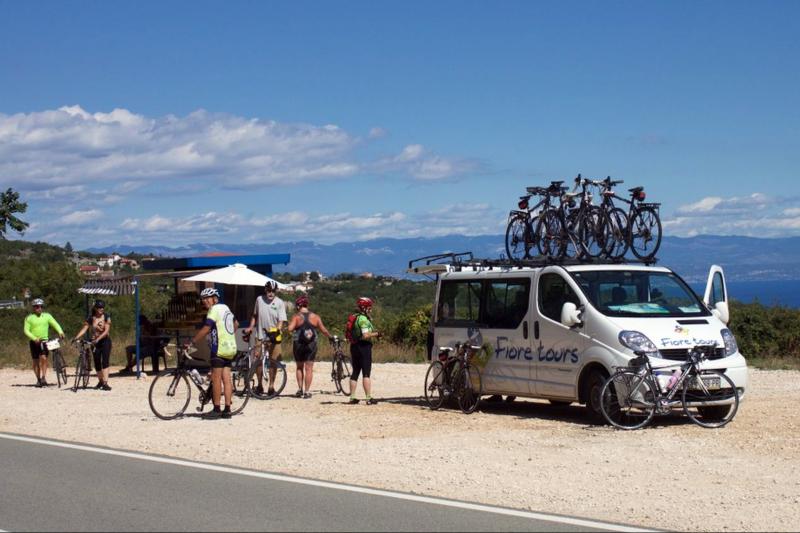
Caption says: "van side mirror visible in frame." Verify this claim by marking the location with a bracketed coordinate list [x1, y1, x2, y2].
[561, 302, 582, 327]
[712, 301, 729, 325]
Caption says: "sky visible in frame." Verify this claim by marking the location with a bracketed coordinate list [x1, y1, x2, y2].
[1, 0, 799, 250]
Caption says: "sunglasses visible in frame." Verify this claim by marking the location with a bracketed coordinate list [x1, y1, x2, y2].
[33, 305, 42, 308]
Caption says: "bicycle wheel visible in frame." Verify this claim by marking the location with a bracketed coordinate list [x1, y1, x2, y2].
[71, 355, 85, 392]
[335, 357, 352, 396]
[535, 209, 565, 258]
[505, 215, 533, 263]
[602, 207, 629, 259]
[681, 370, 739, 428]
[578, 206, 606, 259]
[228, 366, 251, 416]
[148, 370, 192, 420]
[80, 357, 91, 389]
[629, 206, 662, 260]
[424, 361, 446, 410]
[600, 370, 657, 430]
[264, 358, 288, 398]
[455, 365, 482, 414]
[53, 350, 68, 388]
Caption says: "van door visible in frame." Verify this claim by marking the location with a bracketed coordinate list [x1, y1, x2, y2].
[703, 265, 730, 324]
[480, 276, 534, 396]
[534, 268, 587, 399]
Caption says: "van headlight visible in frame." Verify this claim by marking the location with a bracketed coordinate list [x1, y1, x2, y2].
[618, 331, 660, 357]
[721, 328, 738, 356]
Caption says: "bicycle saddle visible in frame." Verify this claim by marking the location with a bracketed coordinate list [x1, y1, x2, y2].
[526, 186, 547, 195]
[629, 186, 644, 194]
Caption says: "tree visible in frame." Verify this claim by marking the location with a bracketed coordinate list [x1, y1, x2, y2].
[0, 188, 29, 238]
[65, 241, 73, 253]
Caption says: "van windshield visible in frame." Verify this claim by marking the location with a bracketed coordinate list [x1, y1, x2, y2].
[569, 270, 710, 318]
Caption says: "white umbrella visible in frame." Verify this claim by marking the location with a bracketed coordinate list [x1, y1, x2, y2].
[183, 263, 288, 289]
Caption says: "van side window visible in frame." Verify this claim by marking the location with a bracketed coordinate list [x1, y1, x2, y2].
[483, 279, 530, 329]
[538, 273, 579, 323]
[437, 280, 482, 326]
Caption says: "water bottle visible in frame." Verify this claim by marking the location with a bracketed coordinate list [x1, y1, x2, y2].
[667, 368, 683, 390]
[189, 369, 202, 385]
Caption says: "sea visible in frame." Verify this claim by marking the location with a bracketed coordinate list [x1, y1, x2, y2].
[690, 280, 800, 309]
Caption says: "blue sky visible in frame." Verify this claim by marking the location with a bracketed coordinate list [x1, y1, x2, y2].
[1, 0, 799, 249]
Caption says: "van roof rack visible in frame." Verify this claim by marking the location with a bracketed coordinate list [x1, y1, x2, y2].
[407, 252, 657, 276]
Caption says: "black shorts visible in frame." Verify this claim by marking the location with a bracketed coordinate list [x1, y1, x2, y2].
[93, 338, 112, 371]
[29, 340, 48, 359]
[293, 341, 317, 363]
[350, 341, 372, 380]
[210, 355, 233, 368]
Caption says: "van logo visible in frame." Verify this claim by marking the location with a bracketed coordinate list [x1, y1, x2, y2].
[674, 325, 689, 336]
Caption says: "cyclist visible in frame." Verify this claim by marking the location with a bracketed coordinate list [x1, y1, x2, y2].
[287, 295, 332, 399]
[244, 280, 287, 396]
[23, 298, 65, 387]
[187, 288, 238, 419]
[348, 297, 381, 405]
[73, 299, 113, 391]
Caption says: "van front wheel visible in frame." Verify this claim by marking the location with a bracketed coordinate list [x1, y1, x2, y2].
[585, 370, 607, 422]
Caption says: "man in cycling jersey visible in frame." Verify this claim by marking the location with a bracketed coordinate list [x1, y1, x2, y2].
[244, 280, 287, 396]
[23, 298, 65, 387]
[188, 287, 238, 419]
[287, 295, 332, 399]
[349, 297, 381, 405]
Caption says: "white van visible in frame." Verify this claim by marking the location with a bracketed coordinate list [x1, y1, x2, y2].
[410, 255, 747, 420]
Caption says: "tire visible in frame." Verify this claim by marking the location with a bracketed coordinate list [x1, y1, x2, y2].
[505, 215, 533, 263]
[424, 361, 446, 410]
[148, 370, 192, 420]
[584, 369, 609, 422]
[580, 206, 606, 259]
[629, 206, 662, 261]
[335, 357, 352, 396]
[562, 209, 581, 259]
[602, 207, 629, 259]
[600, 370, 657, 430]
[682, 370, 739, 428]
[455, 365, 482, 414]
[228, 366, 251, 416]
[536, 209, 565, 258]
[72, 354, 90, 392]
[267, 359, 288, 397]
[53, 350, 68, 388]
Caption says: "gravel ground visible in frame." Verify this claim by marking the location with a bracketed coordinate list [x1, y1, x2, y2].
[1, 363, 798, 531]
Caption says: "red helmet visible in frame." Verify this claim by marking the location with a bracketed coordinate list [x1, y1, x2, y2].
[295, 295, 309, 308]
[356, 297, 373, 310]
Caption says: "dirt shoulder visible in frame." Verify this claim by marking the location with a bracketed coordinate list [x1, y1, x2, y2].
[1, 364, 797, 531]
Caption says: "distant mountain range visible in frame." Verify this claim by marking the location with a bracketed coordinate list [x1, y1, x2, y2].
[86, 234, 800, 283]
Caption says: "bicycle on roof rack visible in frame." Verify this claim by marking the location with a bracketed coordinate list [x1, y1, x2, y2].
[595, 177, 662, 261]
[505, 181, 566, 264]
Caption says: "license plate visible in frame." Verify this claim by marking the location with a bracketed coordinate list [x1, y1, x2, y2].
[701, 376, 720, 390]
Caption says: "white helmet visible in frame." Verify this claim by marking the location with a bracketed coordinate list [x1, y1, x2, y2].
[200, 288, 220, 299]
[32, 298, 45, 307]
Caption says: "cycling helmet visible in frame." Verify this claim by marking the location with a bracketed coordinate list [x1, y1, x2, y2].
[93, 299, 105, 309]
[32, 298, 45, 307]
[295, 295, 309, 308]
[264, 280, 278, 292]
[200, 287, 220, 299]
[356, 297, 374, 310]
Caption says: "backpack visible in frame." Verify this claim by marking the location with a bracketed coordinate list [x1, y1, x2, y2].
[296, 313, 316, 345]
[345, 313, 363, 344]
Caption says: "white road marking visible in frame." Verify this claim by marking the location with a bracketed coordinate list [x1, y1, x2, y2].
[0, 432, 652, 532]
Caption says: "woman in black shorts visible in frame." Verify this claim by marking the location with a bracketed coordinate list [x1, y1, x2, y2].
[348, 297, 381, 405]
[73, 299, 113, 391]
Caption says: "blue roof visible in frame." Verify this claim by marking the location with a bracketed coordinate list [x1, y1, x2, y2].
[142, 254, 290, 273]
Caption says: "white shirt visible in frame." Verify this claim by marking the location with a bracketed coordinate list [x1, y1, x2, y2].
[253, 295, 287, 339]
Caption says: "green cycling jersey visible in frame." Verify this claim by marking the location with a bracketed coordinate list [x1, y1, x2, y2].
[24, 312, 64, 342]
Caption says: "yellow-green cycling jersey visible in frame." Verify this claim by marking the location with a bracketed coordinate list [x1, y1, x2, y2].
[24, 312, 64, 342]
[204, 303, 237, 358]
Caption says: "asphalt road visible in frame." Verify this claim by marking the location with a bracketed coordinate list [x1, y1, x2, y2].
[0, 433, 646, 532]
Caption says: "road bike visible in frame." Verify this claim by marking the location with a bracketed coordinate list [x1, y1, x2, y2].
[148, 345, 252, 420]
[45, 338, 68, 388]
[505, 181, 566, 263]
[245, 329, 288, 399]
[599, 346, 740, 430]
[71, 339, 93, 392]
[424, 342, 483, 414]
[329, 335, 352, 395]
[538, 175, 606, 260]
[595, 178, 662, 261]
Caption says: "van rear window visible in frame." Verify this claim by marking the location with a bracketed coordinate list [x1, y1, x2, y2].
[569, 270, 709, 318]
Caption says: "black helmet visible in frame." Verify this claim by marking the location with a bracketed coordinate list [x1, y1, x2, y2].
[93, 299, 106, 309]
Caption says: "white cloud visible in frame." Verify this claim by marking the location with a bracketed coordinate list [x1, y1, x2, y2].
[374, 144, 480, 181]
[60, 209, 103, 226]
[664, 193, 800, 237]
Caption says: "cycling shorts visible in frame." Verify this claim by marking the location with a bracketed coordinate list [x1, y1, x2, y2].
[293, 341, 317, 363]
[210, 356, 233, 368]
[29, 340, 49, 359]
[350, 341, 372, 380]
[93, 337, 112, 371]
